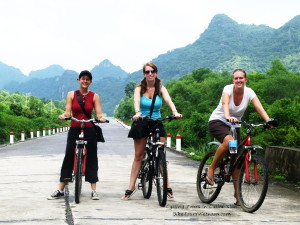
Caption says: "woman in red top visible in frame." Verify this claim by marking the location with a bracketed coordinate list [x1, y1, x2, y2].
[47, 70, 106, 200]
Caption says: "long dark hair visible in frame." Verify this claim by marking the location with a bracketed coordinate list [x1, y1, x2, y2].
[139, 62, 161, 95]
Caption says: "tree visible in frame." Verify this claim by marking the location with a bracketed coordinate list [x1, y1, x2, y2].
[266, 58, 289, 76]
[124, 81, 137, 97]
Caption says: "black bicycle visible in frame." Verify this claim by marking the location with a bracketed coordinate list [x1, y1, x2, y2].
[197, 121, 277, 213]
[65, 116, 108, 204]
[138, 115, 176, 207]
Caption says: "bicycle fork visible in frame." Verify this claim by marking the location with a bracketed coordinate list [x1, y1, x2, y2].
[244, 151, 258, 183]
[73, 143, 87, 174]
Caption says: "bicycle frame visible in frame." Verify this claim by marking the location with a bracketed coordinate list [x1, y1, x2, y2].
[65, 116, 104, 179]
[138, 115, 176, 206]
[198, 120, 275, 212]
[232, 123, 264, 183]
[73, 128, 87, 175]
[211, 122, 264, 184]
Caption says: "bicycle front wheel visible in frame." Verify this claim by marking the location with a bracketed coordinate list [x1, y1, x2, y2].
[238, 154, 268, 213]
[196, 150, 223, 203]
[156, 149, 168, 207]
[141, 156, 153, 199]
[75, 147, 84, 204]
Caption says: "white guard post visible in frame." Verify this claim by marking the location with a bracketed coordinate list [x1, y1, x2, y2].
[176, 134, 181, 151]
[21, 131, 25, 142]
[167, 133, 171, 148]
[10, 132, 14, 144]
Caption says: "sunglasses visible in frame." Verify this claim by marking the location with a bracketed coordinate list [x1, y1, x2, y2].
[144, 70, 156, 75]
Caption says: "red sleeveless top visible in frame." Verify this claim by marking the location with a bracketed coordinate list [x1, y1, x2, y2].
[70, 90, 95, 127]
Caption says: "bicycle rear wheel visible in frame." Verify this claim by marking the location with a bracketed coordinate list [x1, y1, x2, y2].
[75, 147, 83, 204]
[196, 150, 223, 203]
[156, 149, 168, 207]
[238, 154, 268, 213]
[141, 155, 153, 199]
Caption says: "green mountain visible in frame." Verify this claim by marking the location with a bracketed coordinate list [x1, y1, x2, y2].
[129, 14, 300, 83]
[2, 14, 300, 116]
[0, 62, 28, 88]
[91, 59, 129, 80]
[3, 61, 127, 115]
[28, 64, 65, 79]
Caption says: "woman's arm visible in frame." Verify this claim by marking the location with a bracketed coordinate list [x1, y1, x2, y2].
[93, 93, 104, 119]
[58, 91, 73, 120]
[221, 93, 237, 123]
[132, 86, 142, 120]
[161, 86, 182, 118]
[251, 96, 270, 121]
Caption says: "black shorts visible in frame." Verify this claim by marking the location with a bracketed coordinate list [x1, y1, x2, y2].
[208, 120, 240, 143]
[128, 119, 166, 139]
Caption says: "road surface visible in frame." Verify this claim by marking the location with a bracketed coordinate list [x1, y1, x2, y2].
[0, 119, 299, 225]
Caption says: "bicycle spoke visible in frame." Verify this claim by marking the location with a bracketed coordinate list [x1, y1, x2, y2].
[238, 155, 268, 213]
[197, 151, 223, 203]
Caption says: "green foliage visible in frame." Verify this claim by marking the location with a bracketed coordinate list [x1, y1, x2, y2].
[0, 91, 67, 144]
[115, 59, 300, 151]
[114, 96, 134, 124]
[124, 81, 137, 98]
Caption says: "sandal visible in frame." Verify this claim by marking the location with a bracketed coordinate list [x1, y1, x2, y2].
[121, 189, 136, 200]
[205, 168, 214, 185]
[234, 201, 241, 206]
[167, 188, 175, 199]
[205, 175, 214, 185]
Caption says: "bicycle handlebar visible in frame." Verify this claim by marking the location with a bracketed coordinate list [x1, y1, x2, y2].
[231, 119, 278, 130]
[135, 115, 177, 122]
[64, 116, 109, 123]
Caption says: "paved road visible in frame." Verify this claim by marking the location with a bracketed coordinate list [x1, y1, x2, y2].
[0, 119, 299, 225]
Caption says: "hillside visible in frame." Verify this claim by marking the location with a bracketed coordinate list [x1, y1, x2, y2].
[1, 14, 300, 115]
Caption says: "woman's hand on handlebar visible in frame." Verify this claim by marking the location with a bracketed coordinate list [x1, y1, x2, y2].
[173, 111, 182, 119]
[58, 114, 68, 120]
[97, 117, 109, 123]
[132, 112, 142, 121]
[226, 116, 238, 123]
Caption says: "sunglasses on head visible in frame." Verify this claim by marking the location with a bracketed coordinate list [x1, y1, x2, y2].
[144, 70, 156, 75]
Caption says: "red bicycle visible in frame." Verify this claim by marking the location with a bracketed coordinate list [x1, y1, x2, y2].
[197, 120, 278, 213]
[65, 116, 108, 204]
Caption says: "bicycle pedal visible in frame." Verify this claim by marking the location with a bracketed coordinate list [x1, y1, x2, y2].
[138, 172, 143, 179]
[138, 183, 143, 190]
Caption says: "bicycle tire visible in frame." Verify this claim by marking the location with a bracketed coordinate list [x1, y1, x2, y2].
[75, 147, 83, 204]
[196, 150, 223, 203]
[156, 149, 168, 207]
[141, 155, 153, 199]
[238, 154, 268, 213]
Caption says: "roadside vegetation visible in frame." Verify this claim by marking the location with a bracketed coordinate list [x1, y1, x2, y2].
[115, 59, 300, 155]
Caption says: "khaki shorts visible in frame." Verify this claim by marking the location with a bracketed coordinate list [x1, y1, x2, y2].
[208, 120, 240, 143]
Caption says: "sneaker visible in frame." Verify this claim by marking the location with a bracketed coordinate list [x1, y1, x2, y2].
[91, 190, 99, 200]
[47, 190, 64, 200]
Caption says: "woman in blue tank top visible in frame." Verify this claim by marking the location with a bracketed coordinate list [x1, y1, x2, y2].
[123, 62, 182, 200]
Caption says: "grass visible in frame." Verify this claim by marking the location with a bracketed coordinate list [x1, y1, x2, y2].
[270, 168, 287, 181]
[183, 144, 215, 161]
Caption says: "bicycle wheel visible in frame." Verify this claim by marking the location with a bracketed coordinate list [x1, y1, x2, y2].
[238, 154, 268, 213]
[196, 150, 223, 203]
[75, 147, 83, 204]
[141, 155, 153, 199]
[156, 149, 168, 207]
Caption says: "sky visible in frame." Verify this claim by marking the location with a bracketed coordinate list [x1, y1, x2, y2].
[0, 0, 299, 75]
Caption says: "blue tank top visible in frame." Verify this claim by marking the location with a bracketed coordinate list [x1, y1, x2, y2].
[140, 95, 162, 119]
